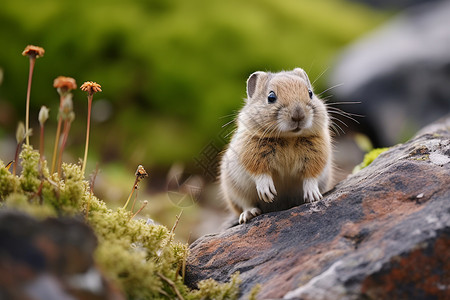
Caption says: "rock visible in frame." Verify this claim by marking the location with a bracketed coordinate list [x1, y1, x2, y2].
[0, 211, 124, 300]
[329, 1, 450, 147]
[347, 0, 443, 10]
[185, 116, 450, 300]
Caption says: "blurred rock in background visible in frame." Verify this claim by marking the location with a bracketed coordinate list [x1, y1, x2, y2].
[0, 211, 123, 300]
[349, 0, 444, 10]
[330, 0, 450, 147]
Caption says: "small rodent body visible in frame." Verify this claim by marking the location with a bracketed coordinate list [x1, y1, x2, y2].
[220, 68, 333, 224]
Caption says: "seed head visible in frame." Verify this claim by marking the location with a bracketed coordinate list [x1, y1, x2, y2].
[22, 45, 45, 58]
[38, 106, 49, 127]
[53, 76, 77, 94]
[80, 81, 102, 96]
[16, 122, 26, 144]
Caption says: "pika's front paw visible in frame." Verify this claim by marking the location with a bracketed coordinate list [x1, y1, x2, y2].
[239, 207, 262, 224]
[303, 178, 322, 202]
[255, 174, 277, 203]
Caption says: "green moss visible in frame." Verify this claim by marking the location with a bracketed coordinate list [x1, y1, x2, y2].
[19, 145, 41, 193]
[353, 147, 389, 174]
[247, 284, 261, 300]
[0, 146, 241, 299]
[189, 272, 241, 300]
[0, 161, 19, 198]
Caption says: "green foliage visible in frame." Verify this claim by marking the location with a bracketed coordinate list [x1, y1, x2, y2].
[0, 147, 241, 299]
[353, 147, 389, 173]
[0, 0, 386, 168]
[189, 272, 242, 300]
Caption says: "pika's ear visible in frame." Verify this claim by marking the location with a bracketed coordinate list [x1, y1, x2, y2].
[293, 68, 312, 90]
[246, 71, 267, 99]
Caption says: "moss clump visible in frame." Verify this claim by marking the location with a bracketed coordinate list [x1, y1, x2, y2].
[0, 146, 241, 299]
[189, 272, 241, 300]
[353, 147, 389, 174]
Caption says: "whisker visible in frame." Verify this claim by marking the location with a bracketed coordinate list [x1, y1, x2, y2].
[328, 110, 361, 124]
[224, 128, 236, 139]
[312, 68, 329, 86]
[329, 116, 349, 128]
[329, 121, 345, 135]
[325, 101, 361, 105]
[327, 107, 364, 119]
[221, 119, 236, 128]
[317, 83, 344, 97]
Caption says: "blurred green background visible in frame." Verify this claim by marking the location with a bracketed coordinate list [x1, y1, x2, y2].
[0, 0, 386, 234]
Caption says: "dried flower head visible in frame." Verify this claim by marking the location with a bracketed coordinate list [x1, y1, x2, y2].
[53, 76, 77, 92]
[38, 106, 49, 127]
[22, 45, 45, 58]
[135, 165, 148, 181]
[80, 81, 102, 95]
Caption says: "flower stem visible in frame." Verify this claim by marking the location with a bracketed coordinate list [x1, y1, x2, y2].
[81, 96, 92, 176]
[39, 124, 44, 162]
[25, 57, 36, 146]
[51, 97, 64, 174]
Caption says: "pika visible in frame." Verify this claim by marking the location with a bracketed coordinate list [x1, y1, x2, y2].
[220, 68, 333, 224]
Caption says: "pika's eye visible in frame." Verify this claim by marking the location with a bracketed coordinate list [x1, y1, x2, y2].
[308, 89, 313, 99]
[268, 91, 277, 104]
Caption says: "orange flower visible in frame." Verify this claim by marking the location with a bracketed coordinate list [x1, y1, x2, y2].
[22, 45, 45, 58]
[53, 76, 77, 91]
[80, 81, 102, 95]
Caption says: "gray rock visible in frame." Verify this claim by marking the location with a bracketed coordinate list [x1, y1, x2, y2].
[185, 115, 450, 299]
[347, 0, 443, 10]
[329, 1, 450, 147]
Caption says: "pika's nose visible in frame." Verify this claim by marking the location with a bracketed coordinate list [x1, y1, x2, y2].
[291, 106, 305, 122]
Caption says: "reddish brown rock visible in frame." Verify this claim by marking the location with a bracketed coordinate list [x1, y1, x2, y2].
[186, 116, 450, 300]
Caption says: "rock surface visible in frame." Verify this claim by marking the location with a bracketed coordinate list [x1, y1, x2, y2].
[185, 116, 450, 300]
[329, 1, 450, 147]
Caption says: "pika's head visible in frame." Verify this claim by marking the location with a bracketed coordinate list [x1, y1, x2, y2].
[239, 68, 328, 138]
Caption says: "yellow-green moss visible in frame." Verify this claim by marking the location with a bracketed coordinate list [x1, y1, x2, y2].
[0, 146, 241, 299]
[353, 147, 389, 174]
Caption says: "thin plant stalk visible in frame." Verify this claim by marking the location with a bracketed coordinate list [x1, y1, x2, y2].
[52, 76, 77, 174]
[13, 122, 26, 176]
[13, 143, 21, 177]
[131, 190, 139, 213]
[25, 57, 35, 146]
[38, 106, 49, 168]
[81, 95, 92, 175]
[51, 97, 63, 174]
[39, 124, 44, 162]
[129, 200, 148, 221]
[57, 119, 72, 175]
[123, 177, 139, 209]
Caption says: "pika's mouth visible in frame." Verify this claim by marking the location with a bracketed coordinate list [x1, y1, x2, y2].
[291, 126, 301, 132]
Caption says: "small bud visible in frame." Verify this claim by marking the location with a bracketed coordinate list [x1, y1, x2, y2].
[38, 106, 49, 127]
[16, 122, 25, 144]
